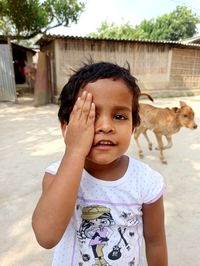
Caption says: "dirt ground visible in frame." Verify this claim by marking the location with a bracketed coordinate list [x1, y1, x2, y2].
[0, 95, 199, 266]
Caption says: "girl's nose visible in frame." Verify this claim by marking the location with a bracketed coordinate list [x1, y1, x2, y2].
[95, 116, 114, 134]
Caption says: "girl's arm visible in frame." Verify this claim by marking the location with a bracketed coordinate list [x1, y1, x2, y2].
[32, 92, 95, 249]
[142, 196, 168, 266]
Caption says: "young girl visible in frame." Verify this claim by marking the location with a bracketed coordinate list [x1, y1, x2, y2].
[32, 61, 168, 266]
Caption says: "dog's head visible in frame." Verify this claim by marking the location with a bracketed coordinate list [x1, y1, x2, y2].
[177, 101, 197, 129]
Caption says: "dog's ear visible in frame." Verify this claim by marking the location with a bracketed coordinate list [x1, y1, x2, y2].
[171, 107, 179, 113]
[180, 101, 187, 107]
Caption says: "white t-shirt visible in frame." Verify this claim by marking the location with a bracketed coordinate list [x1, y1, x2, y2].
[46, 156, 165, 266]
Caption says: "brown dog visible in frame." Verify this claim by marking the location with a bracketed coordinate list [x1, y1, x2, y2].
[134, 100, 198, 164]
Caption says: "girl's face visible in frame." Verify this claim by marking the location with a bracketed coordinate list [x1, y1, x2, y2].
[84, 217, 111, 237]
[82, 78, 133, 172]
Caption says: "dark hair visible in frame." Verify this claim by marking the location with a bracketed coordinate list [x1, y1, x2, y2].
[58, 61, 141, 128]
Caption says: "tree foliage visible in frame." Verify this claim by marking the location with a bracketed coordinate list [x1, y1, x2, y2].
[89, 6, 200, 41]
[89, 21, 138, 39]
[0, 0, 85, 40]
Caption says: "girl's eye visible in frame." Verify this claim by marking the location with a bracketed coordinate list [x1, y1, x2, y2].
[114, 114, 126, 120]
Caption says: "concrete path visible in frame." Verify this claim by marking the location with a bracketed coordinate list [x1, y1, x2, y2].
[0, 95, 199, 266]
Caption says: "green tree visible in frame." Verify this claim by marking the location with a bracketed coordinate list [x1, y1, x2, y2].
[89, 21, 138, 39]
[88, 6, 200, 41]
[149, 6, 200, 40]
[0, 0, 85, 40]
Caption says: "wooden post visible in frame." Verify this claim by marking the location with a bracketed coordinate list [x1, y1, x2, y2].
[34, 51, 49, 106]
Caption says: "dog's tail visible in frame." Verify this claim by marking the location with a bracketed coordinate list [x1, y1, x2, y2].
[139, 92, 154, 102]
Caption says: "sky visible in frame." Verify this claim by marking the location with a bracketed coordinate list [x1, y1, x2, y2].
[49, 0, 200, 36]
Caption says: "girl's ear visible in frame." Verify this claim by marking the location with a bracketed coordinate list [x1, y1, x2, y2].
[60, 122, 67, 138]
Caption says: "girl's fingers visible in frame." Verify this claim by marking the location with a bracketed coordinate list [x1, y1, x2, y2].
[87, 102, 95, 125]
[71, 91, 93, 121]
[70, 95, 82, 120]
[78, 91, 88, 117]
[82, 92, 92, 120]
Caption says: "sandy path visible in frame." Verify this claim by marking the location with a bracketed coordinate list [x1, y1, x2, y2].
[0, 96, 199, 266]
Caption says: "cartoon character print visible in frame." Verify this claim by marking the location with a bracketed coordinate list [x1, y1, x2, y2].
[77, 205, 115, 266]
[77, 206, 139, 265]
[108, 211, 139, 263]
[120, 211, 139, 227]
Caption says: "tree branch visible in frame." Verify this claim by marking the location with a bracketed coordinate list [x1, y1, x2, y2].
[6, 30, 42, 40]
[5, 22, 64, 40]
[45, 22, 63, 32]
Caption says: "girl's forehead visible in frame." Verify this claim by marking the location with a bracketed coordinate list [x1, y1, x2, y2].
[80, 78, 131, 95]
[79, 79, 133, 109]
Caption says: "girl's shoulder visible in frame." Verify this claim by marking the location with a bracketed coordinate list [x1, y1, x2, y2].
[128, 155, 163, 180]
[128, 155, 165, 204]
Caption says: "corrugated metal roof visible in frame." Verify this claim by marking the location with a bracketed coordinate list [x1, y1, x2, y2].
[182, 35, 200, 44]
[12, 42, 36, 53]
[37, 33, 200, 48]
[0, 36, 37, 52]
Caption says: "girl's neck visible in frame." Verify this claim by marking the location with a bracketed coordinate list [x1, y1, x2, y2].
[84, 155, 129, 181]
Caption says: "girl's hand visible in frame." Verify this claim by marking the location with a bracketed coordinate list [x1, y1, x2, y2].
[63, 91, 95, 158]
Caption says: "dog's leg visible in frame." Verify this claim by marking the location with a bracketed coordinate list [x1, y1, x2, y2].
[134, 127, 144, 159]
[154, 131, 167, 164]
[155, 135, 173, 150]
[163, 135, 173, 150]
[143, 129, 153, 151]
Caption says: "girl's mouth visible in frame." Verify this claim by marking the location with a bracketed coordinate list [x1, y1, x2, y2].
[95, 140, 115, 146]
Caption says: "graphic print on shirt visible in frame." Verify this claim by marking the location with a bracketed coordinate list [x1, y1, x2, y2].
[77, 204, 139, 266]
